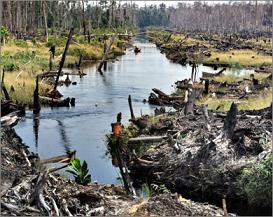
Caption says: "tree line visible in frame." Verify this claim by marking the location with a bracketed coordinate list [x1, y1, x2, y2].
[169, 1, 272, 34]
[1, 1, 272, 36]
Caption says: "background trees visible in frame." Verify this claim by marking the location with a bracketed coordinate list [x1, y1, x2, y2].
[1, 1, 272, 35]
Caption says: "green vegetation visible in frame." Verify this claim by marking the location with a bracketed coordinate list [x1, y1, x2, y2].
[140, 183, 170, 198]
[66, 158, 92, 185]
[197, 89, 272, 111]
[204, 49, 272, 68]
[1, 27, 133, 105]
[147, 28, 272, 68]
[0, 26, 9, 45]
[238, 155, 272, 207]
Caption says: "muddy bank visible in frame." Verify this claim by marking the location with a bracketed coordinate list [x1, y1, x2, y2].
[1, 128, 232, 216]
[115, 103, 272, 215]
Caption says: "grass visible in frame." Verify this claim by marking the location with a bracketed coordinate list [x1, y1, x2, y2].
[1, 30, 131, 105]
[3, 71, 51, 105]
[197, 89, 272, 111]
[204, 49, 272, 68]
[208, 73, 270, 83]
[147, 28, 272, 68]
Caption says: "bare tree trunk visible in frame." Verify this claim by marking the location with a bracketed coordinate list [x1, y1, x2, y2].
[82, 0, 86, 39]
[7, 1, 12, 32]
[54, 28, 74, 90]
[24, 1, 28, 33]
[42, 1, 48, 43]
[16, 1, 21, 33]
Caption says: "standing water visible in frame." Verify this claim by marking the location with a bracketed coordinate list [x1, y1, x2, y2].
[15, 37, 250, 183]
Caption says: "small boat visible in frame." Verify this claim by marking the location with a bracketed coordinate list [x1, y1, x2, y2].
[134, 46, 141, 54]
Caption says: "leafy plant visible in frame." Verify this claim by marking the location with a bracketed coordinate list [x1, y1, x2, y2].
[238, 154, 272, 207]
[140, 183, 170, 198]
[151, 183, 170, 194]
[66, 158, 91, 185]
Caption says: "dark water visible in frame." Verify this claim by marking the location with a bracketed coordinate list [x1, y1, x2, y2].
[15, 38, 252, 184]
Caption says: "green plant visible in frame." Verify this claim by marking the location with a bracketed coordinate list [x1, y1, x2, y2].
[0, 26, 9, 45]
[238, 154, 272, 207]
[66, 158, 91, 185]
[140, 183, 170, 198]
[151, 183, 170, 194]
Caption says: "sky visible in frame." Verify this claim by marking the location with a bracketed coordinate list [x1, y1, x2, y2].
[87, 1, 270, 8]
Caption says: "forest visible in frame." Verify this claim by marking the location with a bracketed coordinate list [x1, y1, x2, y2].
[1, 1, 272, 216]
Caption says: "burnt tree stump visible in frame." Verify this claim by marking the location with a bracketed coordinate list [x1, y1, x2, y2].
[223, 102, 237, 139]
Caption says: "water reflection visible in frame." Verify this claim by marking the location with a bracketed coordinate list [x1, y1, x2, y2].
[57, 120, 71, 154]
[15, 37, 256, 184]
[33, 113, 40, 153]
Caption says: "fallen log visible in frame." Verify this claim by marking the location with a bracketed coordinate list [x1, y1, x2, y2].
[1, 111, 21, 128]
[254, 68, 272, 73]
[128, 136, 168, 144]
[39, 96, 70, 107]
[40, 150, 76, 164]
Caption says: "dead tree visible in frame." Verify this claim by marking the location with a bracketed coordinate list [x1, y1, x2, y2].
[128, 95, 135, 120]
[33, 76, 40, 114]
[223, 102, 237, 139]
[54, 28, 74, 90]
[1, 70, 10, 100]
[81, 0, 86, 40]
[42, 1, 48, 43]
[98, 35, 115, 72]
[111, 113, 136, 195]
[204, 79, 209, 94]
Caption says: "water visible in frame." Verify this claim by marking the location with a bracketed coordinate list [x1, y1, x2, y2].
[15, 38, 252, 184]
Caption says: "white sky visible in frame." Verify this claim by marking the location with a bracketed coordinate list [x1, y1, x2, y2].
[88, 1, 270, 8]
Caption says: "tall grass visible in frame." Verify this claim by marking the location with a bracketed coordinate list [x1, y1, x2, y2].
[204, 49, 272, 67]
[197, 89, 272, 111]
[4, 72, 50, 105]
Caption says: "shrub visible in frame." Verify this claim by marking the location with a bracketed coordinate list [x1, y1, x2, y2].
[66, 158, 91, 185]
[238, 154, 272, 207]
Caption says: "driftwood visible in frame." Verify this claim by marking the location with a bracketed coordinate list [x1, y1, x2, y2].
[40, 151, 76, 164]
[1, 111, 21, 127]
[128, 136, 168, 144]
[29, 170, 51, 214]
[148, 88, 184, 108]
[1, 100, 25, 117]
[39, 96, 71, 107]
